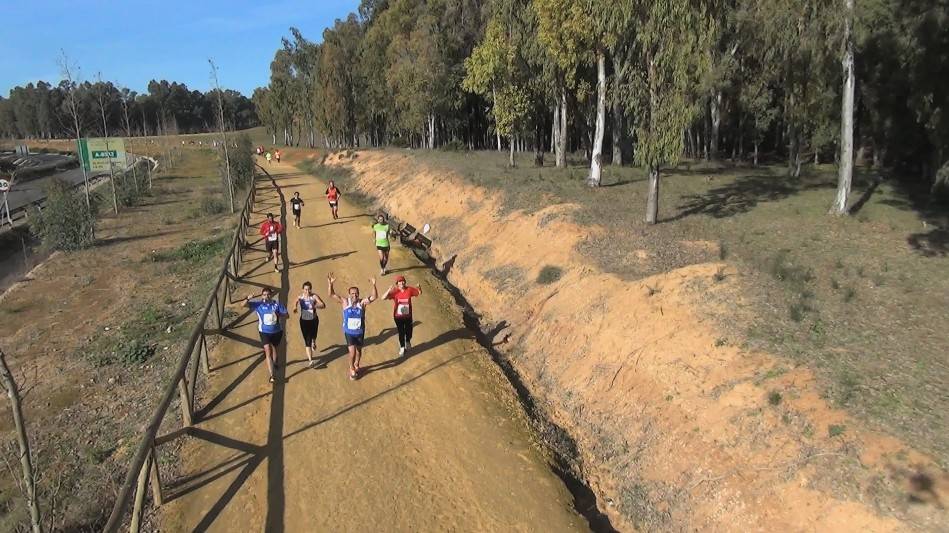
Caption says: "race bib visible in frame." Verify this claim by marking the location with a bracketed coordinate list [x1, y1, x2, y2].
[267, 233, 278, 242]
[263, 313, 278, 326]
[375, 230, 387, 240]
[397, 304, 410, 316]
[301, 310, 314, 320]
[347, 317, 363, 331]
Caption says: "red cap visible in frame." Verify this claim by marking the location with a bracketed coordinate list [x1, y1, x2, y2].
[394, 275, 406, 283]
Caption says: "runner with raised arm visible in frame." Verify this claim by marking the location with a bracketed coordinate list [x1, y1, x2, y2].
[244, 286, 289, 384]
[328, 273, 378, 380]
[292, 281, 326, 368]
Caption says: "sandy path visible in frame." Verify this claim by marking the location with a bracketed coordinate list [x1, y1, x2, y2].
[158, 166, 585, 532]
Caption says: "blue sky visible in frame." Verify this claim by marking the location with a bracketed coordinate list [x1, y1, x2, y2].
[1, 0, 360, 97]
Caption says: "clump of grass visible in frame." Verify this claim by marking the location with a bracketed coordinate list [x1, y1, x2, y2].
[713, 267, 727, 282]
[714, 337, 728, 347]
[842, 286, 857, 303]
[769, 250, 815, 288]
[117, 338, 156, 365]
[536, 265, 563, 285]
[835, 371, 860, 406]
[789, 300, 811, 322]
[150, 235, 228, 264]
[828, 424, 846, 437]
[718, 241, 729, 260]
[200, 196, 227, 214]
[768, 390, 783, 406]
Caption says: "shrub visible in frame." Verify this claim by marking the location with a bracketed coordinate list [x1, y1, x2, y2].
[150, 236, 228, 263]
[200, 196, 227, 214]
[118, 339, 156, 365]
[536, 265, 563, 285]
[29, 179, 98, 251]
[768, 391, 783, 406]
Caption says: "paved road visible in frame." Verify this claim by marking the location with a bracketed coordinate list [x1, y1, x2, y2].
[3, 166, 104, 213]
[159, 166, 585, 532]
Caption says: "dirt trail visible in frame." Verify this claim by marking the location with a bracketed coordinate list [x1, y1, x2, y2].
[158, 166, 586, 531]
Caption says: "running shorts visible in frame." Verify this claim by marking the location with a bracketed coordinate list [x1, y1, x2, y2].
[266, 239, 280, 253]
[259, 330, 283, 347]
[345, 333, 364, 347]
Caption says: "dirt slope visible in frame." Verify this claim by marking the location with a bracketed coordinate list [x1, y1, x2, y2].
[158, 166, 585, 531]
[318, 149, 949, 532]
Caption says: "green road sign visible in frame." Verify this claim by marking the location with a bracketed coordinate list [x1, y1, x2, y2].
[78, 138, 127, 172]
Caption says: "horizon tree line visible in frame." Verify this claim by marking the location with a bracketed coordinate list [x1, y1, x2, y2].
[254, 0, 948, 221]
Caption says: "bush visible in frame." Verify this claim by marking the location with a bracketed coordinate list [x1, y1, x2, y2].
[29, 179, 98, 251]
[200, 196, 227, 214]
[439, 140, 467, 152]
[118, 339, 156, 365]
[536, 265, 563, 285]
[150, 236, 228, 263]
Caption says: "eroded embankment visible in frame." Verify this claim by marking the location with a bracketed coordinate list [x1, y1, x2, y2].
[319, 150, 948, 532]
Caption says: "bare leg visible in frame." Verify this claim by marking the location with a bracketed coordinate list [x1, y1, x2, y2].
[263, 344, 275, 378]
[305, 344, 313, 365]
[348, 345, 357, 377]
[354, 346, 362, 372]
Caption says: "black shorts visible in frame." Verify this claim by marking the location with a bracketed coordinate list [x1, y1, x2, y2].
[300, 318, 318, 346]
[266, 239, 280, 253]
[328, 201, 338, 208]
[292, 208, 301, 217]
[259, 330, 283, 347]
[345, 333, 364, 347]
[376, 245, 390, 252]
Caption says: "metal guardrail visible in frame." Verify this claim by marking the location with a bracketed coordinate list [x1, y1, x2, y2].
[102, 170, 263, 532]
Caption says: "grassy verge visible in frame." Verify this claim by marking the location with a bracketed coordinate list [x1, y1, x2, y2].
[375, 148, 949, 466]
[0, 149, 240, 530]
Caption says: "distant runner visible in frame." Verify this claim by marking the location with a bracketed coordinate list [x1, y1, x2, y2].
[265, 151, 272, 165]
[292, 281, 326, 368]
[373, 214, 392, 275]
[245, 286, 289, 384]
[290, 192, 305, 228]
[384, 275, 422, 357]
[328, 273, 378, 380]
[260, 212, 283, 271]
[325, 180, 341, 220]
[275, 149, 282, 164]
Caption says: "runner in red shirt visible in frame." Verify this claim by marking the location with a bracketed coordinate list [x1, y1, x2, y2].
[260, 212, 283, 271]
[325, 180, 341, 220]
[384, 275, 422, 357]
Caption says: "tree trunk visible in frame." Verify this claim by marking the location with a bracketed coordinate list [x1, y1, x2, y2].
[710, 90, 722, 159]
[612, 97, 623, 166]
[645, 165, 660, 224]
[587, 50, 607, 186]
[509, 136, 516, 168]
[0, 347, 42, 533]
[754, 142, 759, 166]
[428, 114, 436, 149]
[831, 0, 855, 215]
[556, 87, 567, 168]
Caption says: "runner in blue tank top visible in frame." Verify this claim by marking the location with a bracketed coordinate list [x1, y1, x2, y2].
[328, 272, 378, 380]
[244, 286, 289, 384]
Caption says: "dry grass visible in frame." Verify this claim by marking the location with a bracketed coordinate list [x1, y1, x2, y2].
[396, 148, 949, 467]
[0, 150, 239, 530]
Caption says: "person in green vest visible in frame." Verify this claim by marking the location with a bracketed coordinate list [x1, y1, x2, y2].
[372, 213, 392, 275]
